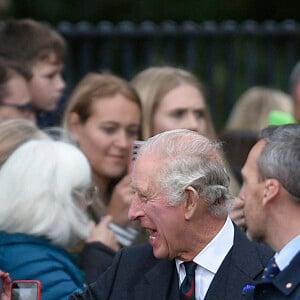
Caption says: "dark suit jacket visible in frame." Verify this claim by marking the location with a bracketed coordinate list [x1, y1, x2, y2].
[70, 224, 273, 300]
[245, 250, 300, 300]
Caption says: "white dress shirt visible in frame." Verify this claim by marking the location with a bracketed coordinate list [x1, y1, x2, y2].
[176, 217, 234, 300]
[275, 234, 300, 271]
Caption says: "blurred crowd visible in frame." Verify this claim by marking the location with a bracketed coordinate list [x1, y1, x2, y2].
[0, 18, 299, 300]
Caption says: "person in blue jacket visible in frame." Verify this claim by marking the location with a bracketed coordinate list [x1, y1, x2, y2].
[0, 137, 107, 300]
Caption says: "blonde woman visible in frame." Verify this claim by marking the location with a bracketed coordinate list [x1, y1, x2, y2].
[132, 66, 216, 141]
[225, 86, 294, 131]
[131, 66, 239, 196]
[63, 73, 142, 227]
[63, 73, 143, 281]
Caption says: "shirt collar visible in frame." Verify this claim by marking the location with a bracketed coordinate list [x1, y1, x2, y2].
[275, 234, 300, 270]
[176, 216, 234, 274]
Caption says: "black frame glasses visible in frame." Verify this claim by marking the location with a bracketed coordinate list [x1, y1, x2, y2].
[72, 185, 99, 206]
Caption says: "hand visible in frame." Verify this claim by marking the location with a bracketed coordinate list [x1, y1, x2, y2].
[230, 197, 247, 230]
[107, 174, 134, 226]
[0, 270, 12, 300]
[86, 215, 120, 252]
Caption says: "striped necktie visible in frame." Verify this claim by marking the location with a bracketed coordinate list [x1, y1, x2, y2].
[179, 261, 197, 300]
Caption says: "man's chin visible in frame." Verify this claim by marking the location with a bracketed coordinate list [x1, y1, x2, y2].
[152, 245, 169, 260]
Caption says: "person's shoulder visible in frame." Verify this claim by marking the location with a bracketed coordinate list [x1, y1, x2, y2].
[0, 232, 73, 261]
[0, 232, 48, 247]
[121, 243, 156, 260]
[229, 226, 274, 282]
[233, 224, 274, 259]
[115, 243, 161, 271]
[251, 240, 274, 261]
[0, 233, 82, 284]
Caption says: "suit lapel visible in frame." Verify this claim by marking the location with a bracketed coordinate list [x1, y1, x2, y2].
[133, 259, 180, 300]
[205, 224, 273, 300]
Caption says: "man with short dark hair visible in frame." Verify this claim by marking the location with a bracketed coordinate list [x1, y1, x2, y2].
[240, 124, 300, 299]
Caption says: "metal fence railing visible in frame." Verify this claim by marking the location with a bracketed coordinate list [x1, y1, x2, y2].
[55, 20, 300, 129]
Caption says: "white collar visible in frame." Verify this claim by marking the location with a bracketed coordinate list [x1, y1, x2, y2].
[176, 216, 234, 274]
[275, 235, 300, 270]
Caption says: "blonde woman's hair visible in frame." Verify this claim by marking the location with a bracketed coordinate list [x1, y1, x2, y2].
[226, 86, 294, 131]
[132, 66, 241, 196]
[0, 118, 46, 166]
[63, 72, 141, 129]
[131, 66, 216, 140]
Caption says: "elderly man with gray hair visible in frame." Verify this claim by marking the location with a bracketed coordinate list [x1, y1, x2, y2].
[71, 129, 272, 300]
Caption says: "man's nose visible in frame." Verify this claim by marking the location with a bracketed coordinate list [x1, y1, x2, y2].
[128, 195, 145, 221]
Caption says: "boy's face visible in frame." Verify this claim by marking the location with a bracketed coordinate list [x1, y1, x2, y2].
[29, 52, 65, 112]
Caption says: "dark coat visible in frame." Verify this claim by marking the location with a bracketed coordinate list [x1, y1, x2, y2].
[80, 242, 116, 283]
[243, 251, 300, 300]
[70, 225, 273, 300]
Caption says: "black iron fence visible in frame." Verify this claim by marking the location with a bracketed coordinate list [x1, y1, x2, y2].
[55, 20, 300, 129]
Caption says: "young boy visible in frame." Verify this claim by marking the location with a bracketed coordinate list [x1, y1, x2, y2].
[0, 19, 66, 127]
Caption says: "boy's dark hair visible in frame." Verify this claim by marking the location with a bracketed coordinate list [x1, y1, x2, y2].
[0, 59, 32, 103]
[0, 19, 66, 70]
